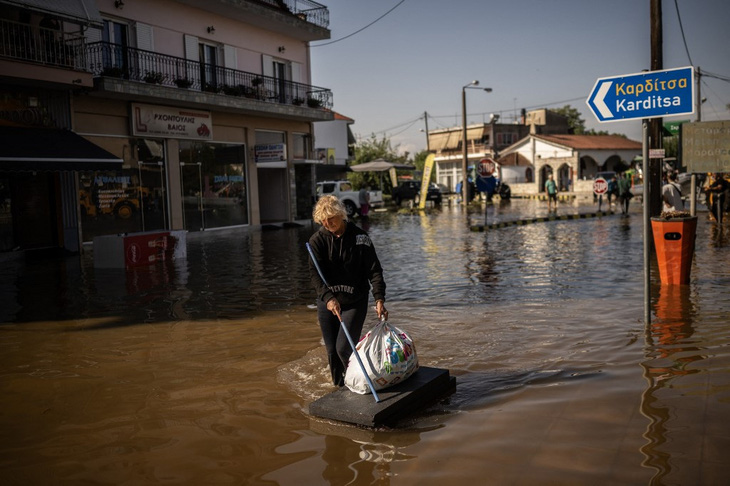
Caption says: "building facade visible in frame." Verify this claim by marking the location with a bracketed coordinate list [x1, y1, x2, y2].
[498, 134, 643, 196]
[0, 0, 332, 254]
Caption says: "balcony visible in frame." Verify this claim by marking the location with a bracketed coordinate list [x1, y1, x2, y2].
[175, 0, 330, 41]
[86, 42, 332, 115]
[0, 17, 87, 71]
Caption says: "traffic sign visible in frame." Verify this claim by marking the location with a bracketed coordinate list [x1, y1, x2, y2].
[477, 158, 496, 177]
[593, 177, 608, 195]
[586, 66, 694, 123]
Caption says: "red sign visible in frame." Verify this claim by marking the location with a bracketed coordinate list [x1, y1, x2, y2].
[593, 177, 608, 195]
[123, 232, 176, 268]
[477, 158, 496, 177]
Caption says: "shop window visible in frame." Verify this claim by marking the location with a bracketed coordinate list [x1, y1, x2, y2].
[292, 133, 310, 159]
[79, 138, 167, 242]
[179, 141, 247, 231]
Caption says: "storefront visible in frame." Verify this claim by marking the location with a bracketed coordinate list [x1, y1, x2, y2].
[0, 125, 122, 253]
[76, 102, 249, 242]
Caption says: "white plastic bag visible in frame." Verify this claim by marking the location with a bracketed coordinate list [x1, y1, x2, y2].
[344, 320, 419, 394]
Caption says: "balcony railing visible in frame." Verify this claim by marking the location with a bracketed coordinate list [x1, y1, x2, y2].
[86, 42, 333, 110]
[0, 17, 86, 70]
[257, 0, 329, 29]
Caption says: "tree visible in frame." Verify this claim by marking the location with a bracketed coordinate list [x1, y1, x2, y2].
[552, 105, 616, 135]
[349, 135, 410, 192]
[412, 150, 433, 182]
[553, 105, 587, 134]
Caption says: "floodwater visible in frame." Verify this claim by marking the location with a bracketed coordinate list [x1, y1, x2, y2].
[1, 199, 729, 485]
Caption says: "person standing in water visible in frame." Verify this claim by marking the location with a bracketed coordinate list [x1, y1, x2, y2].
[308, 195, 388, 386]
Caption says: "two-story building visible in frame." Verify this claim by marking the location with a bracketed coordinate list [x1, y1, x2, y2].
[0, 0, 332, 254]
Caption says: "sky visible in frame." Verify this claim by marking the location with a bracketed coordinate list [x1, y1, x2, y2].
[309, 0, 730, 157]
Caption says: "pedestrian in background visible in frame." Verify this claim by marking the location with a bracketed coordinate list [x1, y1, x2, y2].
[617, 172, 632, 215]
[607, 176, 618, 207]
[707, 173, 729, 223]
[545, 173, 558, 211]
[308, 195, 388, 387]
[661, 172, 684, 212]
[358, 185, 370, 218]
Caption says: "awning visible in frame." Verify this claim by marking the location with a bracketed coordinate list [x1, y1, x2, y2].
[0, 126, 123, 171]
[3, 0, 103, 26]
[467, 126, 484, 141]
[429, 132, 449, 151]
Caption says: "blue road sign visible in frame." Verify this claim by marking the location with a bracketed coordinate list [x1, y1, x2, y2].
[586, 66, 694, 123]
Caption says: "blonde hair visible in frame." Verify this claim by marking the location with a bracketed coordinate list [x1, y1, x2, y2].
[313, 195, 347, 224]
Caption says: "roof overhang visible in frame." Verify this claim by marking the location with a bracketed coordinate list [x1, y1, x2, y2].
[1, 0, 104, 27]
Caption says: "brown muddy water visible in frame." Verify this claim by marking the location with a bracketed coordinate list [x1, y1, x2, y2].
[1, 200, 729, 485]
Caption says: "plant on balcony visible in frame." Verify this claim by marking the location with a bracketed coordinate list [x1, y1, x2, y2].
[174, 77, 193, 88]
[307, 97, 322, 108]
[101, 66, 126, 78]
[292, 97, 305, 106]
[203, 82, 220, 93]
[251, 77, 263, 87]
[222, 85, 243, 96]
[144, 71, 164, 84]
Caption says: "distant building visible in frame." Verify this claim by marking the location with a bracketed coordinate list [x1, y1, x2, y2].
[0, 0, 333, 254]
[427, 108, 566, 193]
[427, 108, 641, 197]
[498, 134, 642, 196]
[312, 112, 355, 181]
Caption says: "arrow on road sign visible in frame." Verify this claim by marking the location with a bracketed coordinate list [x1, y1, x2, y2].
[587, 66, 694, 123]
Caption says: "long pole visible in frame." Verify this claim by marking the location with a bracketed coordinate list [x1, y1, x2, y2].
[305, 243, 381, 402]
[461, 88, 468, 205]
[643, 123, 651, 326]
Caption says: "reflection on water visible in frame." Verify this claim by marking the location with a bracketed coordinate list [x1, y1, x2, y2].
[1, 200, 729, 484]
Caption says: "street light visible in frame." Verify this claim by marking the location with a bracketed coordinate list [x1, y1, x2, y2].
[461, 80, 492, 204]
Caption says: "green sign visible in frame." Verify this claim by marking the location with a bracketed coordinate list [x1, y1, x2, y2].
[664, 119, 689, 136]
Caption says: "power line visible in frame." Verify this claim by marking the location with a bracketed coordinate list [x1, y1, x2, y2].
[673, 0, 693, 66]
[311, 0, 407, 47]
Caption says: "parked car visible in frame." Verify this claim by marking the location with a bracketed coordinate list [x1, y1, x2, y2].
[316, 180, 384, 217]
[392, 181, 442, 206]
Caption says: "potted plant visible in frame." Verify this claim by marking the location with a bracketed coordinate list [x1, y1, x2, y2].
[222, 85, 243, 96]
[251, 77, 263, 87]
[306, 97, 322, 108]
[292, 97, 305, 106]
[174, 77, 193, 88]
[203, 82, 220, 93]
[143, 71, 164, 84]
[101, 66, 125, 78]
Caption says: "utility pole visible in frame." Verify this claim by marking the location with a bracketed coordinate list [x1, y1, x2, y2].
[649, 0, 663, 217]
[423, 111, 431, 151]
[696, 67, 702, 122]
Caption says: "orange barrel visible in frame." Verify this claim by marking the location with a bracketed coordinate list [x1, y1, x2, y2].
[651, 216, 698, 285]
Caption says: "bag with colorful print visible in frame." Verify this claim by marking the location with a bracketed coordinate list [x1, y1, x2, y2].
[344, 319, 419, 394]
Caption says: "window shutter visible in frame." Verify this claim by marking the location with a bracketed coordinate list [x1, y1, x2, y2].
[86, 26, 102, 44]
[223, 45, 237, 69]
[135, 22, 153, 51]
[262, 54, 274, 77]
[184, 34, 199, 60]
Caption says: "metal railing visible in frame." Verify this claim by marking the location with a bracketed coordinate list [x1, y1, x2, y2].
[85, 42, 333, 110]
[256, 0, 329, 28]
[0, 18, 86, 70]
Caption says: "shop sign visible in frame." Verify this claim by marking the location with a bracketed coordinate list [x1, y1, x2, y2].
[132, 103, 212, 140]
[682, 120, 730, 173]
[255, 143, 287, 163]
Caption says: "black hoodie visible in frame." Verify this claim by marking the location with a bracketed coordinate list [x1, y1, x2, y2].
[308, 221, 386, 308]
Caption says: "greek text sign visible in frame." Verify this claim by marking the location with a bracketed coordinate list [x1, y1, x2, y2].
[255, 143, 287, 163]
[132, 103, 212, 139]
[682, 120, 730, 173]
[586, 66, 694, 122]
